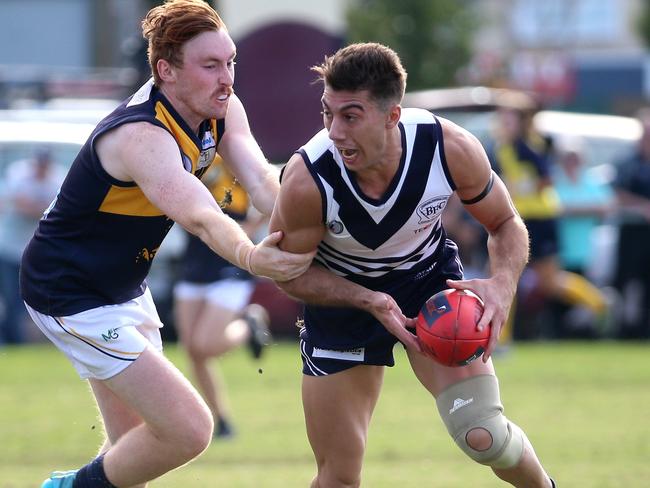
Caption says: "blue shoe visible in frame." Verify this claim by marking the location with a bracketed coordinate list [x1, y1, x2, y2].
[41, 470, 77, 487]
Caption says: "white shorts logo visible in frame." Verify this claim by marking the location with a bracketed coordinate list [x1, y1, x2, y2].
[312, 346, 365, 361]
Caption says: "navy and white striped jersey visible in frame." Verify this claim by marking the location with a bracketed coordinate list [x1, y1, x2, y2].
[298, 108, 456, 284]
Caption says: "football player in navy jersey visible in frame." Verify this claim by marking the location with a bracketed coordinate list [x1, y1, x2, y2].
[25, 1, 313, 487]
[270, 43, 555, 487]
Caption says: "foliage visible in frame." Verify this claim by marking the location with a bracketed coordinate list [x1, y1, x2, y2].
[638, 1, 650, 48]
[345, 0, 477, 91]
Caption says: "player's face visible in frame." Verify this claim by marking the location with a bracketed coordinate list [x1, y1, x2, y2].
[165, 29, 236, 130]
[321, 87, 398, 172]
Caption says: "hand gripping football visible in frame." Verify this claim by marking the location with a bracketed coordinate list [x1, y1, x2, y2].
[416, 288, 489, 367]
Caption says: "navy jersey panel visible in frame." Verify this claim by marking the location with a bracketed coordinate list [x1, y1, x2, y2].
[303, 239, 463, 350]
[180, 232, 252, 283]
[20, 80, 224, 316]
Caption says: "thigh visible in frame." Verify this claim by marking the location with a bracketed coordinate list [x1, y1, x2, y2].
[102, 347, 211, 437]
[302, 366, 384, 470]
[90, 378, 143, 446]
[407, 350, 495, 397]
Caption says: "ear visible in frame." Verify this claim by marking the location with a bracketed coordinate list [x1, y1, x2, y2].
[157, 59, 176, 83]
[385, 104, 401, 129]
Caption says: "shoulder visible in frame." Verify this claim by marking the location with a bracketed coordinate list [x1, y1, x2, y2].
[438, 116, 493, 194]
[281, 152, 320, 198]
[299, 128, 333, 165]
[399, 107, 436, 126]
[99, 120, 173, 152]
[95, 121, 178, 181]
[271, 152, 325, 250]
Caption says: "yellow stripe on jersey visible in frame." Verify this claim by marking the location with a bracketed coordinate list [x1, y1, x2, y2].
[99, 101, 219, 216]
[155, 101, 201, 169]
[99, 185, 165, 216]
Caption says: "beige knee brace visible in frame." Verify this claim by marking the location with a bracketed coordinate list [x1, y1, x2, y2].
[436, 374, 525, 469]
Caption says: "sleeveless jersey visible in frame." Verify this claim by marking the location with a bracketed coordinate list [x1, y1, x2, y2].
[20, 79, 224, 316]
[299, 108, 455, 288]
[297, 108, 462, 350]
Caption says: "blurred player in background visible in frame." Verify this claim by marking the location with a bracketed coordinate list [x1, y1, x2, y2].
[174, 162, 272, 439]
[21, 1, 313, 487]
[489, 105, 608, 339]
[270, 43, 555, 487]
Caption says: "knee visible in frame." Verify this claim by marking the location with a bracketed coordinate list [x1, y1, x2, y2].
[436, 375, 525, 469]
[315, 467, 361, 488]
[175, 403, 214, 460]
[458, 416, 525, 469]
[184, 337, 210, 362]
[465, 426, 494, 452]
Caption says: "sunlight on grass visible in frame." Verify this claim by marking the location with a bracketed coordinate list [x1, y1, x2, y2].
[1, 340, 649, 487]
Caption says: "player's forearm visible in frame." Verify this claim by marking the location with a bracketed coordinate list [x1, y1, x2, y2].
[276, 263, 375, 310]
[486, 215, 529, 297]
[247, 166, 280, 216]
[190, 208, 255, 272]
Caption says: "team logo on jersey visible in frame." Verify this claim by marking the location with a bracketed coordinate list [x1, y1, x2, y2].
[198, 131, 217, 169]
[416, 196, 447, 223]
[327, 220, 344, 234]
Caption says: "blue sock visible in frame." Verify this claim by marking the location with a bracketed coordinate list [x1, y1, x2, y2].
[72, 454, 117, 488]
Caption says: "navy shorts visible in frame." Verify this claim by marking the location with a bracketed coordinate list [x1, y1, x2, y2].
[300, 240, 463, 376]
[526, 218, 558, 260]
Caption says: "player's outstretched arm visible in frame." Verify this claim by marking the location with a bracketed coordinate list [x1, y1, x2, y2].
[217, 94, 280, 216]
[269, 154, 421, 352]
[96, 121, 313, 282]
[439, 117, 529, 360]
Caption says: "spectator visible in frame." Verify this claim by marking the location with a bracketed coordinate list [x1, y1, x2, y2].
[490, 106, 608, 339]
[0, 148, 62, 344]
[612, 107, 650, 338]
[553, 136, 615, 276]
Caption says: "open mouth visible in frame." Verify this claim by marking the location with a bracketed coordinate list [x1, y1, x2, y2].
[338, 148, 358, 160]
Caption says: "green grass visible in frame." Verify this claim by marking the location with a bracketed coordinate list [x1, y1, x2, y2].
[1, 340, 650, 487]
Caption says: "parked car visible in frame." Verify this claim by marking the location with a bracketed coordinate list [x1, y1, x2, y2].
[402, 85, 641, 172]
[0, 108, 187, 340]
[402, 86, 638, 291]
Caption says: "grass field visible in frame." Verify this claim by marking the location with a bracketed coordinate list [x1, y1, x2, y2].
[1, 340, 650, 487]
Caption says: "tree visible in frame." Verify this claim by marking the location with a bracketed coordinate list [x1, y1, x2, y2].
[346, 0, 476, 90]
[638, 0, 650, 48]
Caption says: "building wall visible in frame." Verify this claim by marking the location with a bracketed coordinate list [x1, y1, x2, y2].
[218, 0, 347, 40]
[0, 0, 92, 67]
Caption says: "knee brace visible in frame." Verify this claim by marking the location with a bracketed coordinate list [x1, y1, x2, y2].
[436, 374, 525, 469]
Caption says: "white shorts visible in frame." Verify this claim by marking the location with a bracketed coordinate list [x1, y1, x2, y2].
[25, 288, 164, 380]
[173, 278, 254, 311]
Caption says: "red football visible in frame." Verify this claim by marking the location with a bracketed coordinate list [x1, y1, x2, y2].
[416, 288, 489, 367]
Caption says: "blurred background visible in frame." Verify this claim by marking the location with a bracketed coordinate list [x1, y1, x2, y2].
[2, 0, 650, 346]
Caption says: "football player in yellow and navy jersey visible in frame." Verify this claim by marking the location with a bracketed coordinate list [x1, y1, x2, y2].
[173, 161, 271, 439]
[490, 107, 607, 337]
[24, 2, 314, 487]
[270, 43, 555, 488]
